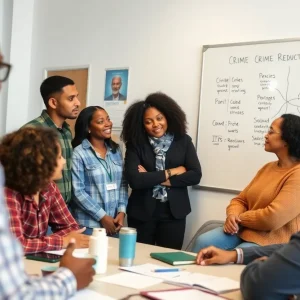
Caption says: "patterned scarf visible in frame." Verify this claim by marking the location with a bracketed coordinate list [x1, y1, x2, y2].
[148, 133, 174, 202]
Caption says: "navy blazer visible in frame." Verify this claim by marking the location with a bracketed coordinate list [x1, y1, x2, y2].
[124, 134, 202, 221]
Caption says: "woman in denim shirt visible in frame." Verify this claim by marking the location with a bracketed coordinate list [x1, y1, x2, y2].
[71, 106, 128, 235]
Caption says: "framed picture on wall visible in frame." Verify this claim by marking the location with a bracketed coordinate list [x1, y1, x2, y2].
[104, 67, 129, 128]
[104, 68, 129, 101]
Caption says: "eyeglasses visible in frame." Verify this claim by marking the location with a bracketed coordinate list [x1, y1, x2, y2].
[267, 128, 281, 135]
[0, 62, 12, 82]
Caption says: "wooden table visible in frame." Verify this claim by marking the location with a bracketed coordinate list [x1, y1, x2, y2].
[24, 238, 244, 299]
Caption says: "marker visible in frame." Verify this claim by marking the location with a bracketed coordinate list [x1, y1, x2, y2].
[152, 268, 183, 273]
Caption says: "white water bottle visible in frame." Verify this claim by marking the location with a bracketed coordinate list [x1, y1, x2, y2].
[88, 228, 108, 274]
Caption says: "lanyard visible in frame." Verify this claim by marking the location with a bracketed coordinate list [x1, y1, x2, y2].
[98, 157, 113, 182]
[91, 145, 113, 181]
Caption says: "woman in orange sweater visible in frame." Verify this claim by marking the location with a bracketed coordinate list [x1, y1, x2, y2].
[192, 114, 300, 252]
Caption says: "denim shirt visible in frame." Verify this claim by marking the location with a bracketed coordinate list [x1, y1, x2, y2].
[71, 139, 128, 228]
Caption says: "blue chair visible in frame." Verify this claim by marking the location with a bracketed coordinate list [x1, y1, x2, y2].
[185, 220, 224, 252]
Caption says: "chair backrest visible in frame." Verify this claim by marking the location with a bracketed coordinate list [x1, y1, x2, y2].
[185, 220, 224, 252]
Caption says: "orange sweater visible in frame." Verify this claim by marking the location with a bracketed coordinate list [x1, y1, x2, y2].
[226, 161, 300, 246]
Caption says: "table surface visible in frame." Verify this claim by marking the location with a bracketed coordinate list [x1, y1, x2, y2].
[24, 238, 244, 299]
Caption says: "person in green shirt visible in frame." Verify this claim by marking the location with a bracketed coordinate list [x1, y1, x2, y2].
[24, 76, 80, 204]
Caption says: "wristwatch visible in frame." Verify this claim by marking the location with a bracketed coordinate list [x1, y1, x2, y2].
[167, 169, 172, 178]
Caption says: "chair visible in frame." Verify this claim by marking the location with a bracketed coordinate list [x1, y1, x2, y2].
[185, 220, 224, 252]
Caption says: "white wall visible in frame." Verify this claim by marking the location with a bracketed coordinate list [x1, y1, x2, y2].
[6, 0, 35, 133]
[0, 0, 13, 134]
[5, 0, 300, 248]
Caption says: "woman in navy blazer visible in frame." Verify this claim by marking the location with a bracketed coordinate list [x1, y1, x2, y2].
[121, 92, 201, 249]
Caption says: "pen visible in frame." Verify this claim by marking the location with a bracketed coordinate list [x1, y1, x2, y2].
[152, 268, 183, 273]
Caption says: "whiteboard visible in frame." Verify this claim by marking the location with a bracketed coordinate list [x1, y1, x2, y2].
[196, 39, 300, 192]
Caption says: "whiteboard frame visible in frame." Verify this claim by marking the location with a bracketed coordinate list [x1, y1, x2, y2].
[194, 37, 300, 194]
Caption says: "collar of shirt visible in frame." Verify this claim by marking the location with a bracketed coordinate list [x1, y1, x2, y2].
[82, 138, 112, 152]
[41, 110, 71, 131]
[112, 94, 119, 100]
[22, 188, 51, 206]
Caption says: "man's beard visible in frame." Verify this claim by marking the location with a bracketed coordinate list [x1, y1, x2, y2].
[61, 110, 79, 120]
[66, 114, 78, 119]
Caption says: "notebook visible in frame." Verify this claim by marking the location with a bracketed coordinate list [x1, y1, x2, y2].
[150, 251, 196, 266]
[140, 287, 228, 300]
[167, 273, 240, 294]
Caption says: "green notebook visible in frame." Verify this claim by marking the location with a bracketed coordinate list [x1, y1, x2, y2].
[150, 251, 197, 266]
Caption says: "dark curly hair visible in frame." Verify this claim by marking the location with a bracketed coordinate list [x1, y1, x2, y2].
[0, 127, 60, 195]
[280, 114, 300, 159]
[72, 106, 119, 152]
[121, 92, 187, 147]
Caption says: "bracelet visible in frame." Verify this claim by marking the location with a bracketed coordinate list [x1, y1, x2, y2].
[167, 169, 172, 179]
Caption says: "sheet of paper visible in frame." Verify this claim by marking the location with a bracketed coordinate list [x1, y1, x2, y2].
[45, 248, 89, 257]
[120, 263, 190, 280]
[170, 273, 239, 293]
[97, 272, 163, 289]
[196, 276, 240, 293]
[170, 272, 215, 285]
[144, 288, 224, 300]
[45, 246, 112, 257]
[69, 288, 115, 300]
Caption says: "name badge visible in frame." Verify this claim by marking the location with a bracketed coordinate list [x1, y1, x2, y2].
[106, 183, 117, 190]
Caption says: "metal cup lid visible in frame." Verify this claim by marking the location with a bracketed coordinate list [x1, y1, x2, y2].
[120, 227, 136, 234]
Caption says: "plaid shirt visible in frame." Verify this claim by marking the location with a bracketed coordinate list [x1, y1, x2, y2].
[5, 182, 79, 254]
[71, 139, 128, 228]
[24, 110, 73, 204]
[0, 166, 77, 299]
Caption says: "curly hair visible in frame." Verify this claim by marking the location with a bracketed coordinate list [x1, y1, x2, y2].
[0, 127, 60, 195]
[121, 92, 187, 147]
[72, 106, 119, 152]
[280, 114, 300, 159]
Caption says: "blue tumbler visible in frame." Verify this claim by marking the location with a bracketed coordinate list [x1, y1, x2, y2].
[119, 227, 137, 267]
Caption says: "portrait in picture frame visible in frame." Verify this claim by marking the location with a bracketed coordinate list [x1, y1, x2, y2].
[104, 68, 129, 101]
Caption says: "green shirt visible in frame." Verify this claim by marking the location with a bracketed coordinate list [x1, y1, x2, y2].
[24, 110, 73, 204]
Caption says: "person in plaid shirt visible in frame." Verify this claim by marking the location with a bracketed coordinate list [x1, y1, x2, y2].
[0, 127, 90, 254]
[0, 50, 95, 298]
[24, 75, 80, 204]
[71, 106, 128, 235]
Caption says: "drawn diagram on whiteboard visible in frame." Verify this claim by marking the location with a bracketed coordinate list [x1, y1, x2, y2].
[272, 67, 300, 118]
